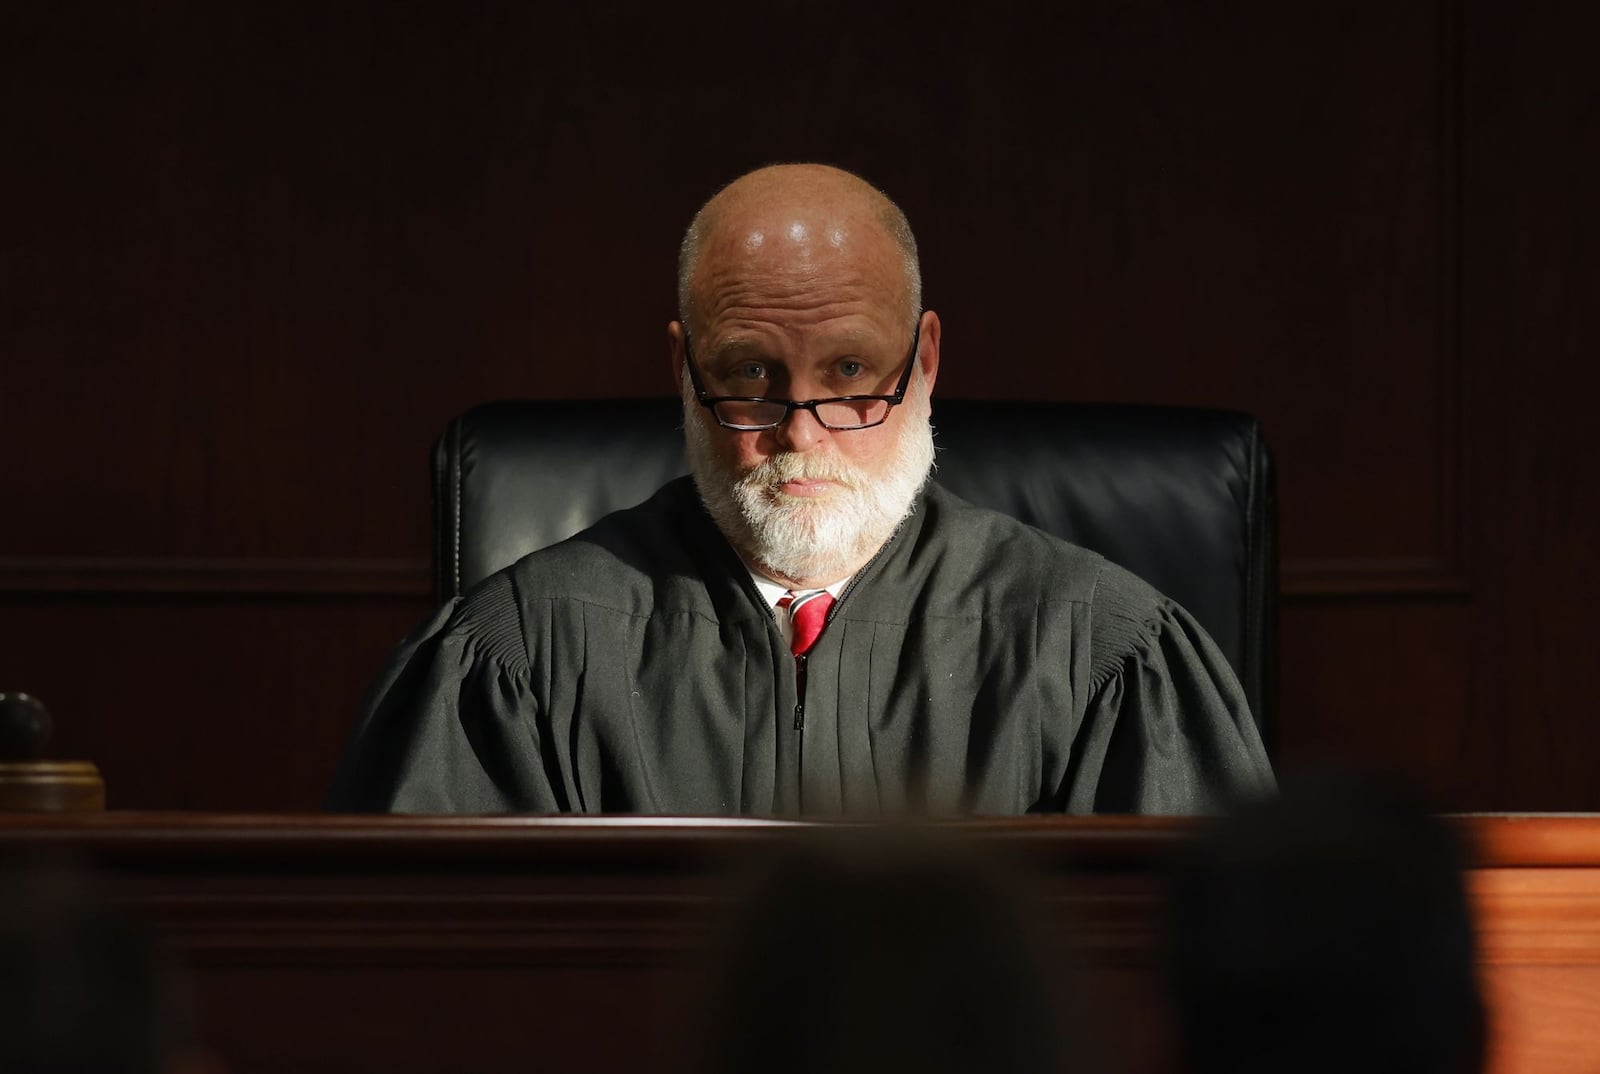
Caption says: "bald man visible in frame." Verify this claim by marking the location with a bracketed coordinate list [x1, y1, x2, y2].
[327, 165, 1273, 815]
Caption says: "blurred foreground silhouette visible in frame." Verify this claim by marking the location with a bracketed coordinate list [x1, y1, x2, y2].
[1166, 770, 1485, 1074]
[0, 863, 222, 1074]
[702, 831, 1080, 1074]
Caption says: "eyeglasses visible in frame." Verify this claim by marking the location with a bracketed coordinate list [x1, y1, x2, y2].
[683, 323, 921, 431]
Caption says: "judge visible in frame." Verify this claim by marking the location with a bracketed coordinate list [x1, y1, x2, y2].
[327, 163, 1273, 815]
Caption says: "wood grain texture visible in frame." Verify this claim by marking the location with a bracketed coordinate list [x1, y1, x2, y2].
[0, 0, 1455, 573]
[1460, 0, 1600, 811]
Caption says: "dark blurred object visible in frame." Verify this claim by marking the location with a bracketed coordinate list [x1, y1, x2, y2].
[703, 831, 1077, 1074]
[0, 864, 222, 1074]
[0, 693, 105, 811]
[1166, 770, 1484, 1074]
[0, 692, 52, 759]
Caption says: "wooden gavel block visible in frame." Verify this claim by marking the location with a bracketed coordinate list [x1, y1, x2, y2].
[0, 693, 105, 811]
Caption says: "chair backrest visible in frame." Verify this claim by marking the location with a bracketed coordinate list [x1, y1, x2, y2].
[433, 398, 1276, 736]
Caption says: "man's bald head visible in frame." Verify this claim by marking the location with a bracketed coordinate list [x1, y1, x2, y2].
[677, 164, 922, 333]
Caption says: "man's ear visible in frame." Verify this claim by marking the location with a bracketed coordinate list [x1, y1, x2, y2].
[917, 310, 942, 395]
[667, 320, 687, 389]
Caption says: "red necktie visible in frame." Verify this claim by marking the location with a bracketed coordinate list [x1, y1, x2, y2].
[779, 590, 835, 655]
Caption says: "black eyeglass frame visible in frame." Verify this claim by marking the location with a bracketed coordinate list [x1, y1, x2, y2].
[682, 321, 923, 432]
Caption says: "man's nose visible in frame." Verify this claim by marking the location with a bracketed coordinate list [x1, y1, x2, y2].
[771, 405, 829, 452]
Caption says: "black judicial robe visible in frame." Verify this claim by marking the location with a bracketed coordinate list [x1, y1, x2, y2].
[326, 478, 1274, 815]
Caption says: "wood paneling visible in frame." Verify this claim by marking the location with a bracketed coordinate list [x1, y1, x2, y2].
[1460, 0, 1600, 810]
[0, 598, 428, 810]
[1, 1, 1596, 809]
[0, 557, 429, 596]
[2, 1, 1457, 569]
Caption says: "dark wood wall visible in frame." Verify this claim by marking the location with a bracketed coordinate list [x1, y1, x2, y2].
[2, 1, 1595, 811]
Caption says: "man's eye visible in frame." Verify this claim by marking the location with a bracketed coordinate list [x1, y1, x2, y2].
[838, 360, 865, 378]
[734, 362, 768, 381]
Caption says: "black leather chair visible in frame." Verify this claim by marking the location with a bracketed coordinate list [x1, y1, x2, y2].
[433, 399, 1276, 737]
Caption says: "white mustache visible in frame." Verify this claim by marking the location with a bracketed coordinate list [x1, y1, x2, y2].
[739, 452, 860, 491]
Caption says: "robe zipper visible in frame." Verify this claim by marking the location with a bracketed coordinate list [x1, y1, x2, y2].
[793, 653, 808, 730]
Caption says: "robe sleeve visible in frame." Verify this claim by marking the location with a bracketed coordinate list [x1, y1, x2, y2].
[1067, 566, 1275, 813]
[324, 573, 563, 814]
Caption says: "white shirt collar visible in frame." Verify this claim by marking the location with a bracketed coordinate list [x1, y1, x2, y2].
[747, 569, 852, 608]
[747, 568, 852, 648]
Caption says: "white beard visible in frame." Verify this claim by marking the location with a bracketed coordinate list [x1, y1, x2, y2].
[683, 369, 936, 585]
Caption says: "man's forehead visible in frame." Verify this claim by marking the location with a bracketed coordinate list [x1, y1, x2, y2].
[702, 321, 887, 356]
[692, 207, 904, 316]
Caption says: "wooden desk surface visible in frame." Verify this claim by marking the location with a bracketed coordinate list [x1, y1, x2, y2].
[0, 814, 1595, 1074]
